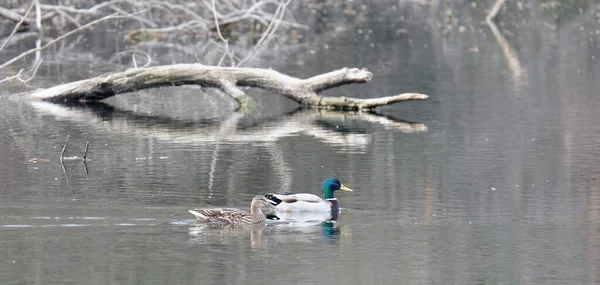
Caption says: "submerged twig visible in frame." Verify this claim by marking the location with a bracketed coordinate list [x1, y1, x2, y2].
[60, 135, 69, 160]
[83, 141, 89, 161]
[60, 159, 69, 183]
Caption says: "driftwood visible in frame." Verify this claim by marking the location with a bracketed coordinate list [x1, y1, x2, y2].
[29, 64, 428, 110]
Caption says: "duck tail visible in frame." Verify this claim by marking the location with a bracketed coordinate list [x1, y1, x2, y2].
[265, 194, 282, 206]
[188, 210, 207, 220]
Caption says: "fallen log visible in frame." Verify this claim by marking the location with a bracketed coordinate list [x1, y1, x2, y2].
[29, 64, 428, 110]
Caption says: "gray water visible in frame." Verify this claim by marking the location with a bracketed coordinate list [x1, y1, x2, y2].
[2, 1, 600, 284]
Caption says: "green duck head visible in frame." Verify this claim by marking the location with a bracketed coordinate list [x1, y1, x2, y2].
[322, 178, 353, 199]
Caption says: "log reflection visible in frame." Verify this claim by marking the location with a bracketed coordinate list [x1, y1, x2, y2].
[30, 101, 427, 151]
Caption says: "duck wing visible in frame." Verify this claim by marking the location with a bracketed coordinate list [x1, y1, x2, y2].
[265, 193, 324, 205]
[188, 208, 251, 224]
[265, 193, 331, 212]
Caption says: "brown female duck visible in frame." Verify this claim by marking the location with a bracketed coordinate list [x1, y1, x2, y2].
[188, 195, 272, 225]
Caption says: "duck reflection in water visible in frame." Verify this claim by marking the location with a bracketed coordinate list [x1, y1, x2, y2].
[265, 207, 346, 245]
[322, 221, 344, 245]
[188, 223, 267, 249]
[188, 207, 345, 248]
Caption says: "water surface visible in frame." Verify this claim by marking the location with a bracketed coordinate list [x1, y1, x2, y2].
[1, 1, 600, 284]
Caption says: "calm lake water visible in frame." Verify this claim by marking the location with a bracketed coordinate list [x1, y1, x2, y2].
[1, 1, 600, 284]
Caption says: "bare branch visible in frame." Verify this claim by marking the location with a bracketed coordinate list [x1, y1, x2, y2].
[255, 0, 289, 48]
[125, 21, 204, 41]
[302, 93, 429, 110]
[0, 0, 35, 53]
[210, 0, 231, 66]
[216, 0, 284, 28]
[219, 80, 247, 99]
[34, 0, 42, 31]
[137, 51, 152, 68]
[222, 0, 278, 18]
[109, 50, 152, 69]
[0, 59, 42, 84]
[53, 8, 81, 27]
[39, 0, 128, 15]
[351, 93, 429, 108]
[0, 5, 32, 23]
[219, 79, 253, 107]
[304, 67, 373, 92]
[254, 10, 308, 29]
[108, 5, 156, 27]
[152, 1, 211, 27]
[0, 69, 24, 84]
[0, 32, 38, 50]
[18, 59, 43, 84]
[237, 0, 290, 66]
[0, 12, 135, 69]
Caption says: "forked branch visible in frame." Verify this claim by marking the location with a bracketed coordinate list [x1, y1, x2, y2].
[28, 64, 427, 110]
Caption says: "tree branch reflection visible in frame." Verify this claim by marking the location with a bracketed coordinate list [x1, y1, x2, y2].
[30, 101, 427, 152]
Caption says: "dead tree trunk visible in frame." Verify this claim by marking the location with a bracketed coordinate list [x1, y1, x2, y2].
[29, 64, 428, 110]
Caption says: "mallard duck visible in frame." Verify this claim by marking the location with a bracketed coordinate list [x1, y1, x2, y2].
[265, 178, 353, 213]
[188, 195, 271, 225]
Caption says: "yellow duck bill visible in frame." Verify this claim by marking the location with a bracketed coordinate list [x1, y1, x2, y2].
[340, 184, 353, 192]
